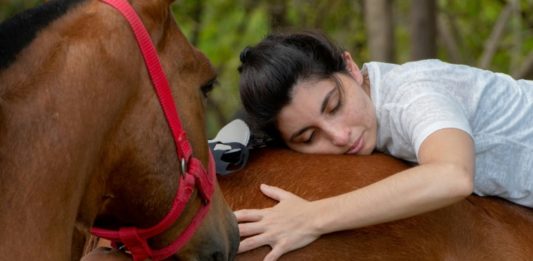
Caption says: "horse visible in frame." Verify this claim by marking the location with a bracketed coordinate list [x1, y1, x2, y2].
[0, 0, 238, 260]
[219, 148, 533, 260]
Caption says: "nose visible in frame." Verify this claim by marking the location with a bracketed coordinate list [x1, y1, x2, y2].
[325, 125, 350, 146]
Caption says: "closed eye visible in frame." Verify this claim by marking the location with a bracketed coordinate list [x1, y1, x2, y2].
[201, 78, 218, 98]
[304, 131, 315, 144]
[320, 89, 342, 116]
[329, 77, 343, 114]
[329, 91, 341, 114]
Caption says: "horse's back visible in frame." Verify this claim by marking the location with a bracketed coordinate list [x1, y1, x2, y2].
[219, 148, 533, 260]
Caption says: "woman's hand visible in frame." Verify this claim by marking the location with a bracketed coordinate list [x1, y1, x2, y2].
[234, 184, 321, 261]
[80, 247, 131, 261]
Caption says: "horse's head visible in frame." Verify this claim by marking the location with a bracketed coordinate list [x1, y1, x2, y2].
[87, 0, 240, 259]
[0, 0, 238, 260]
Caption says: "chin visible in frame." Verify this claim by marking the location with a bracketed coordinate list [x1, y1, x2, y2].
[358, 145, 375, 155]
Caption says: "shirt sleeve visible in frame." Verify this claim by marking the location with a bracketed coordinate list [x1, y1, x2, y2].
[397, 90, 473, 161]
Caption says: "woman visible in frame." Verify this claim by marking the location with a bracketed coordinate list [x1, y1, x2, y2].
[236, 31, 533, 261]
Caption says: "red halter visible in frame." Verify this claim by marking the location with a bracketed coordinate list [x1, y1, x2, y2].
[90, 0, 215, 260]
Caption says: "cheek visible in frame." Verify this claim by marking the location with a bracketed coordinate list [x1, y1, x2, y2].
[309, 139, 342, 154]
[364, 101, 377, 126]
[287, 141, 322, 154]
[319, 142, 343, 154]
[349, 98, 374, 126]
[344, 108, 364, 126]
[287, 143, 308, 154]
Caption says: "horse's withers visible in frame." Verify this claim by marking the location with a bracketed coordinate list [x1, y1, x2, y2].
[0, 0, 238, 260]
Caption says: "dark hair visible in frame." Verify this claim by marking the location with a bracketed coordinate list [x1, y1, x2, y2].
[238, 31, 347, 143]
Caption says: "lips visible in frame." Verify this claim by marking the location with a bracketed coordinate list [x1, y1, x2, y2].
[347, 135, 364, 155]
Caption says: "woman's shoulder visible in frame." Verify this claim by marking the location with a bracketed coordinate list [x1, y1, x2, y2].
[366, 60, 447, 103]
[367, 59, 476, 80]
[390, 59, 471, 79]
[365, 59, 447, 72]
[369, 59, 486, 99]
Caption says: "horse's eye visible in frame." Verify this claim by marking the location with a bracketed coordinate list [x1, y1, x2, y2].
[201, 79, 217, 98]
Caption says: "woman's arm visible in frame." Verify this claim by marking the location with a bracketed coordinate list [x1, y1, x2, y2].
[235, 128, 474, 261]
[314, 128, 474, 232]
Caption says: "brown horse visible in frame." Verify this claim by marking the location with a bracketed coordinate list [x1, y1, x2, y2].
[0, 0, 238, 260]
[220, 148, 533, 260]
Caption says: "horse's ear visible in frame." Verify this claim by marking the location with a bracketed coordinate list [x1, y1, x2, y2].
[132, 0, 175, 45]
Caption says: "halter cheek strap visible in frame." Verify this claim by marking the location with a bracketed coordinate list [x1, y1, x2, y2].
[90, 0, 215, 260]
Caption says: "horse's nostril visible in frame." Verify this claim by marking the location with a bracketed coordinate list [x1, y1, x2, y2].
[211, 251, 225, 261]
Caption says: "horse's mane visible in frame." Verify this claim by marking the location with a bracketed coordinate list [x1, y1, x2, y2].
[0, 0, 87, 70]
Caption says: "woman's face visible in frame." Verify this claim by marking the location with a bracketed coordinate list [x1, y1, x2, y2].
[277, 73, 377, 155]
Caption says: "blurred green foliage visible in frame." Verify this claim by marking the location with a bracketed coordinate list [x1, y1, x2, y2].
[2, 0, 532, 137]
[0, 0, 41, 20]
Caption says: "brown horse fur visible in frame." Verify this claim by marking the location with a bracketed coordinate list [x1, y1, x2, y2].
[0, 0, 238, 260]
[219, 148, 533, 260]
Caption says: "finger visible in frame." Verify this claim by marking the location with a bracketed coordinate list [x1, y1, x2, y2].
[260, 184, 294, 201]
[238, 234, 271, 253]
[264, 246, 285, 261]
[238, 222, 265, 237]
[234, 209, 263, 222]
[81, 247, 132, 261]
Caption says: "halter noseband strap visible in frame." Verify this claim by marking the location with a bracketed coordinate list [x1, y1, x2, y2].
[90, 0, 215, 260]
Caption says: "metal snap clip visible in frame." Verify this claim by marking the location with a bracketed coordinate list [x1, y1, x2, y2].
[180, 158, 187, 176]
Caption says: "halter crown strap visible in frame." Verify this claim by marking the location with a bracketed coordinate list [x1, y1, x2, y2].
[102, 0, 192, 161]
[90, 0, 215, 260]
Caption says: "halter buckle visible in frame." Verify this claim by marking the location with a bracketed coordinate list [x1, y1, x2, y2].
[180, 157, 187, 176]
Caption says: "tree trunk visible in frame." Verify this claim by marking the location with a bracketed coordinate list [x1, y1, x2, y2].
[364, 0, 395, 62]
[189, 1, 204, 46]
[437, 13, 462, 63]
[410, 0, 437, 60]
[268, 0, 288, 31]
[478, 2, 514, 69]
[512, 51, 533, 80]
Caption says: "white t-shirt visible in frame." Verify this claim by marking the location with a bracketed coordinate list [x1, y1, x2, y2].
[363, 59, 533, 207]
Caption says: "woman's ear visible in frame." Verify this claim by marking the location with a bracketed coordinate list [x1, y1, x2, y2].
[342, 52, 363, 85]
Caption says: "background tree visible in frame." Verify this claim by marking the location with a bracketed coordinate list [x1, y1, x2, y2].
[1, 0, 532, 136]
[410, 0, 437, 60]
[364, 0, 395, 62]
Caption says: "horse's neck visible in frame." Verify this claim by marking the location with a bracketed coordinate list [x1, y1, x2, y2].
[0, 18, 138, 255]
[0, 35, 120, 177]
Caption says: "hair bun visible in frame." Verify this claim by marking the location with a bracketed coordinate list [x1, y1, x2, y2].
[240, 47, 251, 63]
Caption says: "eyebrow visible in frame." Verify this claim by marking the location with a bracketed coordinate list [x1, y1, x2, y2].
[289, 85, 337, 142]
